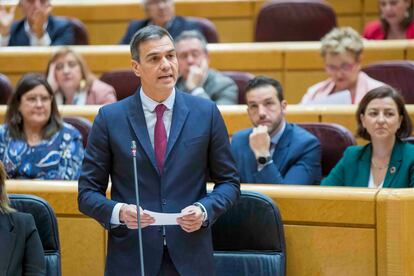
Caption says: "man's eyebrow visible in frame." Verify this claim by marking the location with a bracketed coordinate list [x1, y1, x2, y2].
[145, 48, 176, 58]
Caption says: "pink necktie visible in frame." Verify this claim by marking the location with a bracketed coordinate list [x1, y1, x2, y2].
[154, 104, 167, 173]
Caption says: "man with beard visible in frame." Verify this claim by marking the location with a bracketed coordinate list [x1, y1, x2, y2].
[231, 76, 322, 185]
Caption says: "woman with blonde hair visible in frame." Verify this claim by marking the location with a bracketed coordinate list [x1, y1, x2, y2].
[301, 27, 384, 105]
[0, 161, 45, 275]
[46, 47, 116, 105]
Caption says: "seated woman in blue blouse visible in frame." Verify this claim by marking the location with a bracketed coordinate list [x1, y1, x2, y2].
[322, 86, 414, 188]
[0, 73, 84, 180]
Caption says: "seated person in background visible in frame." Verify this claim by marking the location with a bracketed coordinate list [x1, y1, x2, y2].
[0, 73, 84, 180]
[0, 0, 74, 46]
[120, 0, 201, 44]
[175, 31, 238, 104]
[0, 161, 45, 275]
[301, 27, 384, 105]
[322, 86, 414, 188]
[231, 76, 321, 185]
[363, 0, 414, 40]
[46, 47, 116, 105]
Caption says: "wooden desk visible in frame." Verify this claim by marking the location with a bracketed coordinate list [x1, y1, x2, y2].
[1, 40, 410, 104]
[7, 181, 414, 276]
[5, 0, 378, 44]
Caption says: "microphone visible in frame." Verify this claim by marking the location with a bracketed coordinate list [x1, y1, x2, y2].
[131, 141, 145, 276]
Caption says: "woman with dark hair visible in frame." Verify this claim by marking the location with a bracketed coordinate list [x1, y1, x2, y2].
[363, 0, 414, 39]
[322, 86, 414, 188]
[0, 161, 45, 275]
[0, 73, 84, 179]
[46, 47, 116, 105]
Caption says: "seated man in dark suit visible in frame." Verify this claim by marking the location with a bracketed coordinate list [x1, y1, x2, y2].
[0, 0, 74, 46]
[175, 31, 238, 105]
[231, 76, 322, 184]
[120, 0, 201, 44]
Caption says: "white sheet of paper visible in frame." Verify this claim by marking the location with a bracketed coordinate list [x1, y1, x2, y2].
[304, 90, 352, 105]
[143, 210, 184, 226]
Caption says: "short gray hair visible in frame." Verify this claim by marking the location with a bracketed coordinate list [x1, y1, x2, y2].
[130, 25, 174, 61]
[175, 30, 208, 53]
[320, 27, 363, 58]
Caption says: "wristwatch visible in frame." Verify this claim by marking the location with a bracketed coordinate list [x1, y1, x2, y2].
[257, 156, 271, 165]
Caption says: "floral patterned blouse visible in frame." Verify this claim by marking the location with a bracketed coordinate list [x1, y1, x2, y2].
[0, 123, 84, 180]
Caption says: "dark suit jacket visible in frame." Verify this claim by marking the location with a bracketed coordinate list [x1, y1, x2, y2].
[0, 212, 45, 276]
[8, 16, 74, 46]
[231, 123, 322, 184]
[120, 16, 201, 44]
[78, 90, 240, 276]
[322, 139, 414, 188]
[176, 69, 238, 105]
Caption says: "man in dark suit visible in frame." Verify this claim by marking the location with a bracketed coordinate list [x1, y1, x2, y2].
[231, 76, 322, 184]
[78, 25, 240, 276]
[175, 30, 238, 105]
[0, 0, 74, 46]
[120, 0, 201, 45]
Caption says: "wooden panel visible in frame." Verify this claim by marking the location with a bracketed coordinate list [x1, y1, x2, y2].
[376, 189, 414, 276]
[284, 71, 327, 104]
[285, 225, 376, 276]
[283, 42, 322, 70]
[337, 16, 362, 33]
[328, 0, 362, 14]
[363, 41, 407, 65]
[59, 217, 106, 276]
[242, 184, 377, 225]
[213, 19, 253, 43]
[364, 0, 379, 14]
[85, 22, 129, 45]
[407, 41, 414, 60]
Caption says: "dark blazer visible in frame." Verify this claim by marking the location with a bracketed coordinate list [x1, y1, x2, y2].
[120, 16, 201, 44]
[0, 212, 45, 276]
[8, 16, 74, 46]
[176, 69, 238, 105]
[78, 90, 240, 276]
[322, 139, 414, 188]
[231, 123, 322, 184]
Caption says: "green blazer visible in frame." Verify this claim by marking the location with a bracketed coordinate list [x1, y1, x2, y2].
[322, 139, 414, 188]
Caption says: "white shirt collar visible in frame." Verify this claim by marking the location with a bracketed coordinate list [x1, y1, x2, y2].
[140, 87, 175, 112]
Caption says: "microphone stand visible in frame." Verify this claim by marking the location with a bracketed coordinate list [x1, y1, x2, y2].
[131, 141, 145, 276]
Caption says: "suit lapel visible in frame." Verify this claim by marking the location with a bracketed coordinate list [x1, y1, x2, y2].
[0, 214, 16, 273]
[358, 145, 371, 187]
[272, 123, 292, 168]
[165, 92, 189, 162]
[383, 140, 403, 188]
[127, 92, 158, 171]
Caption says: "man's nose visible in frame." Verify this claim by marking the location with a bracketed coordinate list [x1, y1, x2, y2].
[258, 105, 267, 116]
[160, 57, 171, 69]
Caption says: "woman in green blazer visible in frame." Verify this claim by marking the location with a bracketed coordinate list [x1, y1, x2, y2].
[322, 86, 414, 188]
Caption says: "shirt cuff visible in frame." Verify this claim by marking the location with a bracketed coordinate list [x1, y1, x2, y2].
[0, 34, 10, 46]
[110, 202, 124, 225]
[194, 202, 208, 222]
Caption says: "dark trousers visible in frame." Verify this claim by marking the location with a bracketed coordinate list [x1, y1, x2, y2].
[158, 246, 180, 276]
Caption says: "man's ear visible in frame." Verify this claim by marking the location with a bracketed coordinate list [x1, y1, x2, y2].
[281, 100, 288, 114]
[131, 60, 141, 77]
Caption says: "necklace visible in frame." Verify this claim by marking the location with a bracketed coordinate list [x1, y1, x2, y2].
[371, 159, 389, 170]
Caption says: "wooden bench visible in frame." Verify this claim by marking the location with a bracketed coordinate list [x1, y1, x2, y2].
[7, 181, 414, 275]
[1, 40, 412, 103]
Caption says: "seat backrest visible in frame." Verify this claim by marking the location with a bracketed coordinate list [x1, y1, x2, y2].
[9, 194, 61, 276]
[0, 73, 13, 104]
[212, 190, 286, 276]
[186, 16, 219, 43]
[100, 69, 140, 101]
[298, 122, 356, 177]
[65, 17, 89, 45]
[255, 0, 337, 42]
[222, 71, 255, 104]
[63, 116, 92, 148]
[362, 61, 414, 104]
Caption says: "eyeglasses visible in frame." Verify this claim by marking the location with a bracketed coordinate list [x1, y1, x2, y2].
[23, 95, 52, 105]
[325, 62, 357, 73]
